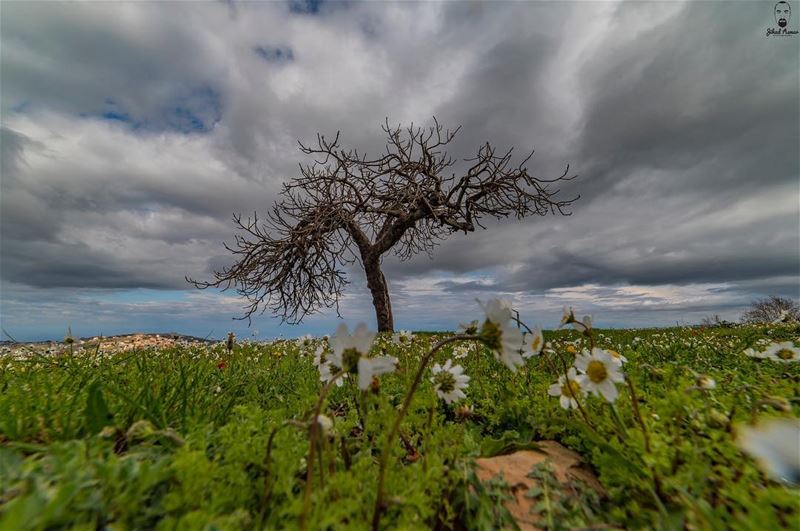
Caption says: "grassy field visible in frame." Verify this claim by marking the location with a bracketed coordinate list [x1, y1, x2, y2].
[1, 317, 799, 530]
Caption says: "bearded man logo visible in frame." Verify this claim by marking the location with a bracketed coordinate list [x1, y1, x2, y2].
[775, 1, 791, 28]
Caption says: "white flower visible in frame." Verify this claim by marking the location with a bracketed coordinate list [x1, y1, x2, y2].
[478, 298, 525, 371]
[431, 359, 470, 404]
[457, 320, 480, 335]
[736, 418, 800, 485]
[315, 414, 334, 435]
[392, 330, 414, 345]
[452, 344, 471, 359]
[695, 375, 716, 390]
[573, 315, 592, 332]
[523, 327, 544, 358]
[559, 307, 575, 327]
[481, 298, 514, 323]
[760, 342, 800, 363]
[312, 345, 326, 367]
[327, 323, 395, 390]
[548, 367, 583, 410]
[357, 355, 398, 391]
[329, 323, 376, 371]
[318, 361, 345, 387]
[606, 349, 628, 366]
[296, 334, 314, 348]
[574, 348, 625, 402]
[744, 347, 763, 358]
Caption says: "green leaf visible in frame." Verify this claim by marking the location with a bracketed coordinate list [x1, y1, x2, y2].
[479, 430, 541, 457]
[84, 380, 113, 435]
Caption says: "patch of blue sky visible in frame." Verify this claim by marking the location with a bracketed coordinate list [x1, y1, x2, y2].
[288, 0, 323, 14]
[90, 288, 190, 304]
[288, 0, 351, 15]
[253, 45, 294, 63]
[84, 86, 222, 134]
[101, 110, 133, 123]
[163, 86, 222, 133]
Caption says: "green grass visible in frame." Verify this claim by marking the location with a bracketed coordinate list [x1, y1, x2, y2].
[1, 324, 799, 530]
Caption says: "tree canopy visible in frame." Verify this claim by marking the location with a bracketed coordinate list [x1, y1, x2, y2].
[188, 118, 579, 331]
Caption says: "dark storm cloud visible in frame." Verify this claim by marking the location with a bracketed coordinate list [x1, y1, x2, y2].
[576, 2, 798, 197]
[380, 1, 799, 300]
[0, 1, 797, 336]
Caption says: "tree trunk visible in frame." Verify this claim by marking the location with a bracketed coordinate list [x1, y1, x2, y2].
[364, 256, 394, 333]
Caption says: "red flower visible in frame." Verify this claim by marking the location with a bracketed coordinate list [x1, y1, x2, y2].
[217, 361, 227, 370]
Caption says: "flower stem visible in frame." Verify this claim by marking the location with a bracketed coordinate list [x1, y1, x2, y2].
[608, 403, 628, 440]
[371, 334, 479, 531]
[300, 370, 344, 531]
[553, 350, 596, 433]
[625, 377, 651, 453]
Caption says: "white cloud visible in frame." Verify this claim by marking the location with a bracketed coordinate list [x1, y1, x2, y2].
[1, 1, 797, 340]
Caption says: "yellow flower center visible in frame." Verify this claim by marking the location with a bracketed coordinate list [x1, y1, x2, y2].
[566, 345, 577, 354]
[530, 336, 542, 352]
[480, 320, 503, 351]
[342, 348, 361, 373]
[433, 371, 456, 394]
[586, 360, 608, 384]
[561, 379, 581, 397]
[608, 350, 620, 359]
[776, 348, 795, 360]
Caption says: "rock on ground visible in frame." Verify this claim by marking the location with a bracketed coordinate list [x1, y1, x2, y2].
[475, 441, 605, 530]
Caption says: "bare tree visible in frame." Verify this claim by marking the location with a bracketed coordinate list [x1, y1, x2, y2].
[700, 314, 723, 327]
[741, 296, 800, 324]
[188, 118, 578, 332]
[700, 314, 736, 328]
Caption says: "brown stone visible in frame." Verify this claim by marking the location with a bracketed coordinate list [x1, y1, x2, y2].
[474, 441, 605, 530]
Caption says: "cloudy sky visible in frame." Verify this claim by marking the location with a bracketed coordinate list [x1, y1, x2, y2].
[1, 0, 798, 341]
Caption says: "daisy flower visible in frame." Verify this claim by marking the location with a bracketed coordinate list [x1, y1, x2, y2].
[458, 320, 480, 335]
[318, 360, 345, 387]
[607, 349, 628, 365]
[695, 374, 716, 390]
[760, 342, 800, 362]
[743, 347, 762, 358]
[477, 298, 525, 371]
[315, 414, 334, 435]
[565, 344, 578, 355]
[392, 330, 414, 345]
[312, 344, 326, 367]
[548, 367, 583, 410]
[357, 355, 398, 391]
[296, 334, 314, 348]
[736, 418, 800, 485]
[559, 307, 576, 327]
[430, 359, 470, 404]
[329, 323, 376, 371]
[523, 327, 544, 358]
[573, 315, 592, 333]
[452, 344, 471, 359]
[574, 348, 625, 402]
[329, 323, 397, 390]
